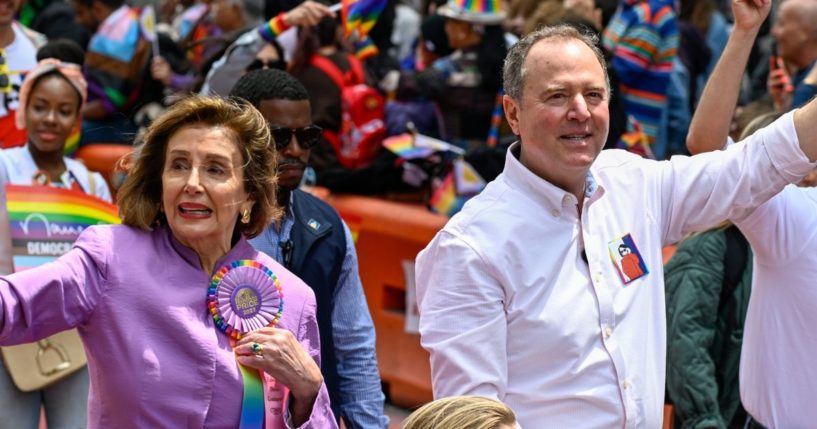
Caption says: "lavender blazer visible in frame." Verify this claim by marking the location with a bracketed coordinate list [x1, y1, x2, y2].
[0, 224, 337, 428]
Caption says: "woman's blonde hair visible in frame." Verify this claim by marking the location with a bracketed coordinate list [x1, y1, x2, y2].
[402, 396, 517, 429]
[739, 111, 784, 142]
[117, 95, 280, 238]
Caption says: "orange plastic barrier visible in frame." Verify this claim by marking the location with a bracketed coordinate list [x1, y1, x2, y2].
[75, 143, 133, 197]
[322, 193, 446, 408]
[664, 404, 675, 429]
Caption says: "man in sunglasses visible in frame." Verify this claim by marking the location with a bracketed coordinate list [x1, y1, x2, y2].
[230, 69, 389, 428]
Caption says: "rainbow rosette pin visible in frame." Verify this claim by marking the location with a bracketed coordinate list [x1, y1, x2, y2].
[208, 260, 284, 340]
[208, 260, 285, 428]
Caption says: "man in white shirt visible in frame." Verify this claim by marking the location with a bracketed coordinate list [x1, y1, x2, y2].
[415, 1, 817, 427]
[684, 1, 817, 426]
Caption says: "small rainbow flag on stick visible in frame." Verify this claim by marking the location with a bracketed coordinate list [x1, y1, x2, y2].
[430, 159, 486, 217]
[342, 0, 387, 38]
[6, 184, 120, 272]
[383, 133, 435, 160]
[429, 173, 465, 217]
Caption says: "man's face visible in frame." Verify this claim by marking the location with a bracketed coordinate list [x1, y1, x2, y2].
[257, 98, 313, 192]
[210, 0, 241, 32]
[504, 38, 609, 188]
[71, 0, 100, 32]
[772, 0, 810, 64]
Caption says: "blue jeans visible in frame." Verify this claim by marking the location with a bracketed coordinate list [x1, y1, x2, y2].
[0, 360, 89, 429]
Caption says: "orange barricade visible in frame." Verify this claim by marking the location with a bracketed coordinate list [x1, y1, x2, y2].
[75, 143, 133, 198]
[322, 193, 446, 408]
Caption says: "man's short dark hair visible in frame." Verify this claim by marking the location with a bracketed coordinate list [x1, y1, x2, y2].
[229, 69, 309, 108]
[503, 24, 610, 102]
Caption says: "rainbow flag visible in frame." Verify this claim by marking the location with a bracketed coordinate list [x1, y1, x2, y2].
[6, 184, 120, 271]
[618, 115, 655, 159]
[383, 133, 434, 160]
[429, 173, 466, 217]
[354, 36, 379, 60]
[64, 123, 81, 157]
[342, 0, 387, 38]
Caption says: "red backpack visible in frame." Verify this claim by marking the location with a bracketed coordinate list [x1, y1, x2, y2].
[310, 54, 386, 169]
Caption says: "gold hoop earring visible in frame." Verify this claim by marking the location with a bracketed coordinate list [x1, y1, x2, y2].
[241, 209, 251, 224]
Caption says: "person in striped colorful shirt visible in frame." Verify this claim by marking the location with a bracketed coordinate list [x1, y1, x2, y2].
[602, 0, 678, 154]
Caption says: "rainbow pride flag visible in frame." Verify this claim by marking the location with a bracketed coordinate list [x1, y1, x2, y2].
[618, 115, 655, 159]
[354, 36, 379, 60]
[429, 173, 466, 217]
[342, 0, 387, 38]
[6, 184, 120, 271]
[383, 133, 434, 160]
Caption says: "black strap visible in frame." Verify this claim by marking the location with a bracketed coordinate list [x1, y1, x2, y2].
[719, 224, 749, 315]
[721, 224, 751, 427]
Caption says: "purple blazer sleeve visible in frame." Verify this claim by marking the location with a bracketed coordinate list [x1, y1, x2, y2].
[0, 226, 108, 344]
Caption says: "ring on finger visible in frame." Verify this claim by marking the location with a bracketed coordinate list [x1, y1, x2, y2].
[250, 342, 263, 355]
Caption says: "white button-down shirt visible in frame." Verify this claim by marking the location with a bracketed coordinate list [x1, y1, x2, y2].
[737, 185, 817, 427]
[415, 112, 813, 428]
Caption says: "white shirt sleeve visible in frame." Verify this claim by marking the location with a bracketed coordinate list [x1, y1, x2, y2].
[415, 230, 508, 400]
[654, 111, 816, 244]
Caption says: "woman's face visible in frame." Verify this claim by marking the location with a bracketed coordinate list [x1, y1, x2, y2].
[25, 75, 80, 154]
[161, 124, 252, 251]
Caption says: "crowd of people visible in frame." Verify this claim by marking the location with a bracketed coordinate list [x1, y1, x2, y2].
[0, 0, 816, 427]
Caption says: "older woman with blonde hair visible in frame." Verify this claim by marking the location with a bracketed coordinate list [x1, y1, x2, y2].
[0, 95, 336, 427]
[402, 396, 517, 429]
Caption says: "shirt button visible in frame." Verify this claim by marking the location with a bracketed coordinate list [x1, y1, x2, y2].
[622, 380, 631, 390]
[604, 326, 613, 338]
[551, 208, 560, 217]
[562, 195, 571, 205]
[592, 275, 601, 283]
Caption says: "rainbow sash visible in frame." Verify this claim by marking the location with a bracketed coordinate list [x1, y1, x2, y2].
[209, 260, 287, 428]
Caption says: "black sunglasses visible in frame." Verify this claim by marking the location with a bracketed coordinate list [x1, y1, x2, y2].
[246, 58, 287, 72]
[270, 125, 323, 150]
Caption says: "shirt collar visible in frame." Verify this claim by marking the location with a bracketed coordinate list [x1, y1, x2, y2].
[502, 142, 599, 211]
[165, 224, 258, 275]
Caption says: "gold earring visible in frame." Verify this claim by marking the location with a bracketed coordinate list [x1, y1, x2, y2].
[241, 208, 251, 224]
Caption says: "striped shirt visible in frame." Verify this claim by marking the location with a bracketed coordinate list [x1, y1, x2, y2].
[603, 0, 678, 146]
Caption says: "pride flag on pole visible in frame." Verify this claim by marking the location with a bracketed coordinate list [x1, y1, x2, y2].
[342, 0, 387, 38]
[140, 5, 161, 57]
[353, 36, 379, 60]
[383, 133, 435, 160]
[6, 185, 120, 271]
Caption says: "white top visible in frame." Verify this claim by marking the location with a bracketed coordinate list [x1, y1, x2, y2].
[415, 111, 813, 429]
[0, 146, 112, 274]
[0, 22, 41, 119]
[737, 185, 817, 428]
